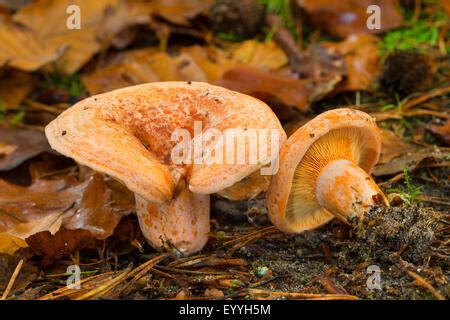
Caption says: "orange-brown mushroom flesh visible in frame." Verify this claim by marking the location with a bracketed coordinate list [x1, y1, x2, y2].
[267, 108, 388, 234]
[46, 82, 285, 255]
[136, 182, 210, 255]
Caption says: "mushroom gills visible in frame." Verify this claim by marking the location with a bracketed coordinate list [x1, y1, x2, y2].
[286, 127, 387, 230]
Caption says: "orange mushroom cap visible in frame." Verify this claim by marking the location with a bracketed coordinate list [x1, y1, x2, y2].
[45, 81, 285, 254]
[267, 108, 388, 234]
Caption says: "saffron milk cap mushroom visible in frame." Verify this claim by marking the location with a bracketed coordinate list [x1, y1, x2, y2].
[267, 108, 388, 234]
[45, 81, 285, 254]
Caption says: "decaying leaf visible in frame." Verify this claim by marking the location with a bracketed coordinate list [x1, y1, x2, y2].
[11, 0, 212, 74]
[0, 126, 53, 171]
[13, 0, 115, 74]
[26, 229, 95, 267]
[229, 40, 288, 71]
[0, 255, 38, 296]
[0, 172, 134, 255]
[217, 66, 324, 112]
[148, 0, 213, 26]
[0, 233, 28, 255]
[0, 14, 61, 71]
[82, 40, 288, 94]
[324, 34, 380, 92]
[0, 176, 88, 233]
[426, 118, 450, 146]
[373, 148, 448, 176]
[296, 0, 403, 38]
[0, 70, 35, 109]
[63, 175, 133, 239]
[82, 49, 207, 94]
[379, 129, 416, 164]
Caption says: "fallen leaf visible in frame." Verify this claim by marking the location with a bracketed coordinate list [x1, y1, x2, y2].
[13, 0, 117, 74]
[0, 233, 28, 255]
[324, 34, 380, 91]
[0, 143, 17, 157]
[217, 66, 324, 112]
[26, 229, 95, 267]
[0, 70, 35, 109]
[13, 0, 212, 74]
[426, 118, 450, 146]
[0, 126, 53, 171]
[148, 0, 213, 26]
[0, 255, 38, 295]
[0, 176, 88, 233]
[83, 40, 287, 94]
[230, 40, 288, 71]
[0, 14, 61, 71]
[181, 45, 235, 82]
[373, 148, 448, 176]
[296, 0, 403, 38]
[0, 171, 134, 256]
[379, 129, 416, 164]
[82, 48, 207, 94]
[63, 174, 133, 239]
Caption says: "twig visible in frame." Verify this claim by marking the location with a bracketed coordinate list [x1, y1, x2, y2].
[407, 271, 446, 300]
[266, 13, 305, 73]
[245, 289, 359, 300]
[1, 259, 24, 300]
[401, 85, 450, 111]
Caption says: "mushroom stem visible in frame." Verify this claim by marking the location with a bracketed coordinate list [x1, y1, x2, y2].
[316, 159, 388, 222]
[135, 183, 210, 255]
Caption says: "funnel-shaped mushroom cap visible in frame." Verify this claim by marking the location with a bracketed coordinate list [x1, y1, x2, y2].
[45, 82, 285, 255]
[45, 82, 285, 203]
[267, 108, 385, 233]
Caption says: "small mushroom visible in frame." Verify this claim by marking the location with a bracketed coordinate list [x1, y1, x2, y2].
[267, 108, 388, 234]
[45, 82, 285, 254]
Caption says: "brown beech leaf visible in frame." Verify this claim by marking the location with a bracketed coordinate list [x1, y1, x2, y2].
[379, 129, 416, 164]
[180, 46, 236, 82]
[0, 70, 35, 109]
[426, 118, 450, 146]
[0, 126, 53, 171]
[229, 40, 288, 71]
[296, 0, 403, 38]
[0, 176, 88, 234]
[82, 48, 207, 94]
[217, 66, 334, 112]
[373, 148, 448, 176]
[63, 174, 134, 239]
[83, 40, 287, 94]
[0, 233, 28, 255]
[0, 14, 61, 71]
[26, 229, 96, 267]
[324, 34, 380, 92]
[0, 171, 134, 255]
[148, 0, 213, 26]
[12, 0, 212, 74]
[13, 0, 116, 74]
